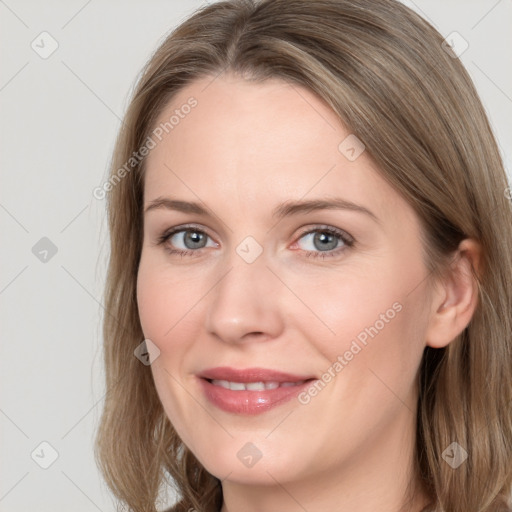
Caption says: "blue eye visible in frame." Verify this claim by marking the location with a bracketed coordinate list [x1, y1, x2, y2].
[157, 225, 216, 257]
[294, 226, 354, 259]
[156, 224, 354, 259]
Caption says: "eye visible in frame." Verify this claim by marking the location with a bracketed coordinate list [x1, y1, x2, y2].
[156, 224, 217, 257]
[293, 226, 354, 259]
[155, 224, 354, 260]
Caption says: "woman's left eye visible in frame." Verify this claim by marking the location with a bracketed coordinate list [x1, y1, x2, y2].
[293, 227, 354, 259]
[156, 225, 354, 259]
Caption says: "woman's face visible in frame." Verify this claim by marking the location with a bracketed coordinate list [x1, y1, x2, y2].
[137, 73, 435, 490]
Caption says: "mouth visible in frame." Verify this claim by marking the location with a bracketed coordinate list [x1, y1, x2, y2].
[197, 367, 317, 414]
[205, 379, 310, 390]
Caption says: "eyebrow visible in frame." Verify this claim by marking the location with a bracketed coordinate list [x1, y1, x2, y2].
[144, 197, 380, 224]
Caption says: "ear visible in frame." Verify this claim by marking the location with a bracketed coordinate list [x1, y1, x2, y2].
[425, 238, 482, 349]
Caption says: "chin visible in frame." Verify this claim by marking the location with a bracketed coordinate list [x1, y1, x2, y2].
[191, 438, 309, 485]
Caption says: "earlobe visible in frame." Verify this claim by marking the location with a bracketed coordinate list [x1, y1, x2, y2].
[425, 239, 482, 349]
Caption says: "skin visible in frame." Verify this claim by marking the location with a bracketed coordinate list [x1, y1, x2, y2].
[136, 72, 481, 512]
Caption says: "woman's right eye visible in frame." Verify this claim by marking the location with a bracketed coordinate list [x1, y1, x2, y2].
[157, 226, 217, 257]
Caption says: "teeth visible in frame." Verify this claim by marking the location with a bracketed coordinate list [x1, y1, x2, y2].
[246, 382, 268, 391]
[213, 380, 230, 389]
[210, 379, 306, 390]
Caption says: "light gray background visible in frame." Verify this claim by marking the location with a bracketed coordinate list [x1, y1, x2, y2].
[1, 1, 511, 511]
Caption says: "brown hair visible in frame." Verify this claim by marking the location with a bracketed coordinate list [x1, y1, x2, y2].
[94, 0, 512, 511]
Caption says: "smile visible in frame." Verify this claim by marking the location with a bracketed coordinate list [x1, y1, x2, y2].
[209, 379, 308, 390]
[197, 367, 317, 414]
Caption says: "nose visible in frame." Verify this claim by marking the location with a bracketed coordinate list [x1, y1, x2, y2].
[205, 252, 285, 345]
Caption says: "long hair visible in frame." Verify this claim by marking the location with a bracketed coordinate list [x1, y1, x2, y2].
[94, 1, 512, 511]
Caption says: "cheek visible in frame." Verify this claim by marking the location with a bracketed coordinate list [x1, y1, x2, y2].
[136, 261, 204, 436]
[284, 266, 404, 353]
[294, 263, 428, 390]
[136, 258, 197, 343]
[137, 272, 168, 342]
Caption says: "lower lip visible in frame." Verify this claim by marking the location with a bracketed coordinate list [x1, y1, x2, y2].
[198, 377, 314, 415]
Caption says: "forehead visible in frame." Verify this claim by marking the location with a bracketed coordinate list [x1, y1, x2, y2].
[149, 73, 343, 168]
[143, 73, 412, 226]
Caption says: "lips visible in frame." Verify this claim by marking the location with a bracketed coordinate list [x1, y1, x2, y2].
[209, 379, 307, 390]
[197, 367, 317, 415]
[199, 366, 314, 383]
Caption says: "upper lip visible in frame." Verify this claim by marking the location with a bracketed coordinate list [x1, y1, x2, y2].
[199, 366, 315, 383]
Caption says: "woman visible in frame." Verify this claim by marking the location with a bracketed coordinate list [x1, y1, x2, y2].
[94, 0, 512, 511]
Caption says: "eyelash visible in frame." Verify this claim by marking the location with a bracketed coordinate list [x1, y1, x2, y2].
[155, 223, 355, 260]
